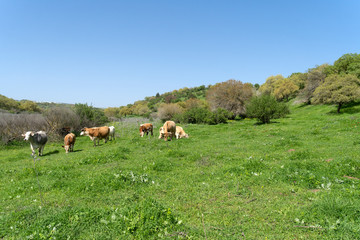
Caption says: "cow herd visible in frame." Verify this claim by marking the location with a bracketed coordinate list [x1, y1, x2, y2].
[22, 120, 189, 156]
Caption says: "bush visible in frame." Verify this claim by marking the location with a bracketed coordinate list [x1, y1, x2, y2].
[207, 108, 232, 125]
[0, 112, 49, 143]
[157, 103, 183, 122]
[74, 103, 108, 127]
[181, 107, 211, 124]
[246, 94, 290, 124]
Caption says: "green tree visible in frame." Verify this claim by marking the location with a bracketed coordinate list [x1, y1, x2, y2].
[273, 78, 299, 101]
[312, 74, 360, 113]
[325, 53, 360, 78]
[74, 103, 108, 126]
[259, 75, 285, 95]
[246, 94, 290, 124]
[19, 100, 41, 112]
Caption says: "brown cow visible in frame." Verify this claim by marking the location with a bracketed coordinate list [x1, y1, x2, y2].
[80, 126, 110, 146]
[139, 123, 153, 137]
[175, 126, 189, 139]
[62, 133, 76, 153]
[159, 121, 176, 141]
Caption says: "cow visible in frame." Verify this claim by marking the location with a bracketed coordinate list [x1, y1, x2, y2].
[62, 133, 76, 153]
[159, 121, 176, 141]
[109, 126, 115, 141]
[175, 126, 189, 139]
[80, 126, 110, 147]
[139, 123, 153, 137]
[22, 131, 48, 156]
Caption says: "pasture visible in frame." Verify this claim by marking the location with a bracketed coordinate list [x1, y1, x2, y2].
[1, 104, 360, 239]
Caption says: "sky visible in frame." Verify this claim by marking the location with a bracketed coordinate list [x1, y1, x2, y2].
[0, 0, 359, 108]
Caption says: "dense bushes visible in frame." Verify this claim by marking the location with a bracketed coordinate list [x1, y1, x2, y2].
[246, 94, 290, 124]
[0, 104, 108, 144]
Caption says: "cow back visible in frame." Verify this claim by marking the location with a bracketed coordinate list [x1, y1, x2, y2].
[33, 132, 48, 145]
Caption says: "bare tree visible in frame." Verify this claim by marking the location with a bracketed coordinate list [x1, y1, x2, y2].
[206, 79, 253, 116]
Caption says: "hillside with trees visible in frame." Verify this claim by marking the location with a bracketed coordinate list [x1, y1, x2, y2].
[104, 52, 360, 122]
[1, 53, 360, 143]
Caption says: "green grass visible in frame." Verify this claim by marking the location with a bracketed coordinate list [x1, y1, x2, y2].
[1, 104, 360, 239]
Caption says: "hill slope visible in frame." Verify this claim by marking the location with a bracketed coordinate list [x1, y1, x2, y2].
[1, 104, 360, 239]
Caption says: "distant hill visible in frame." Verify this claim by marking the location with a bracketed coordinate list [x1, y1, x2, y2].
[0, 94, 74, 113]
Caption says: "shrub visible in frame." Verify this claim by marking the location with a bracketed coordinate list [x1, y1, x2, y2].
[74, 103, 108, 127]
[181, 107, 211, 124]
[246, 94, 290, 124]
[206, 108, 232, 125]
[157, 103, 183, 122]
[0, 112, 49, 143]
[44, 107, 81, 133]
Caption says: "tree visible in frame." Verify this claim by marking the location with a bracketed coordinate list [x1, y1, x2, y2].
[259, 75, 285, 95]
[312, 74, 360, 113]
[19, 100, 41, 112]
[325, 53, 360, 78]
[246, 94, 290, 124]
[287, 72, 307, 89]
[273, 78, 299, 101]
[206, 79, 253, 116]
[300, 64, 328, 104]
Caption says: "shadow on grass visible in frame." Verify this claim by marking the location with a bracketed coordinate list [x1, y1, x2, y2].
[253, 121, 280, 126]
[43, 150, 59, 156]
[327, 102, 360, 115]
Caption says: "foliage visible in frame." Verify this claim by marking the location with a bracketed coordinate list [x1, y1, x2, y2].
[74, 103, 108, 127]
[259, 75, 285, 95]
[0, 95, 41, 113]
[300, 64, 328, 104]
[44, 107, 81, 133]
[157, 103, 183, 122]
[287, 72, 307, 89]
[246, 94, 290, 123]
[19, 100, 41, 113]
[206, 79, 253, 116]
[180, 107, 211, 124]
[325, 53, 360, 78]
[312, 74, 360, 113]
[273, 78, 299, 101]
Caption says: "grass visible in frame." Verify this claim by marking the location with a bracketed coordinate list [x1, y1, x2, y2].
[1, 104, 360, 239]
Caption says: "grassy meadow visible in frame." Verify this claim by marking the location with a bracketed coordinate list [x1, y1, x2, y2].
[1, 104, 360, 239]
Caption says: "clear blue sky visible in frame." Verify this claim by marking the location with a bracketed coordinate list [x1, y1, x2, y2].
[1, 0, 359, 108]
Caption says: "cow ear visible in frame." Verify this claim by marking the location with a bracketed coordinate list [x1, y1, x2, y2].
[62, 145, 65, 148]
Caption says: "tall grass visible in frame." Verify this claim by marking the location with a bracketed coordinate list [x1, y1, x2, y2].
[1, 103, 360, 239]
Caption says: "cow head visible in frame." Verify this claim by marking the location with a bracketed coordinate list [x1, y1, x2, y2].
[158, 127, 165, 139]
[62, 145, 70, 153]
[139, 126, 145, 137]
[22, 131, 34, 141]
[80, 128, 87, 136]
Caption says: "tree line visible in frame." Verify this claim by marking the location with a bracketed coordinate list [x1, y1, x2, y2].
[105, 53, 360, 122]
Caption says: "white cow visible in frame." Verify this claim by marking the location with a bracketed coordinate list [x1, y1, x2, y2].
[22, 131, 48, 156]
[109, 126, 115, 141]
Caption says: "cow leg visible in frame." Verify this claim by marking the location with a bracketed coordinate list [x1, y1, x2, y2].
[30, 145, 36, 156]
[39, 145, 44, 156]
[151, 129, 153, 136]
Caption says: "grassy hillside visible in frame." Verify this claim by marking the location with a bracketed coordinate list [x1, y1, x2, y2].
[1, 104, 360, 239]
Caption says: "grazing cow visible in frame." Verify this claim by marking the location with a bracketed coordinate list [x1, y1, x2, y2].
[139, 123, 153, 137]
[62, 133, 76, 153]
[159, 121, 176, 141]
[109, 126, 115, 141]
[80, 126, 110, 146]
[175, 126, 189, 139]
[22, 131, 48, 156]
